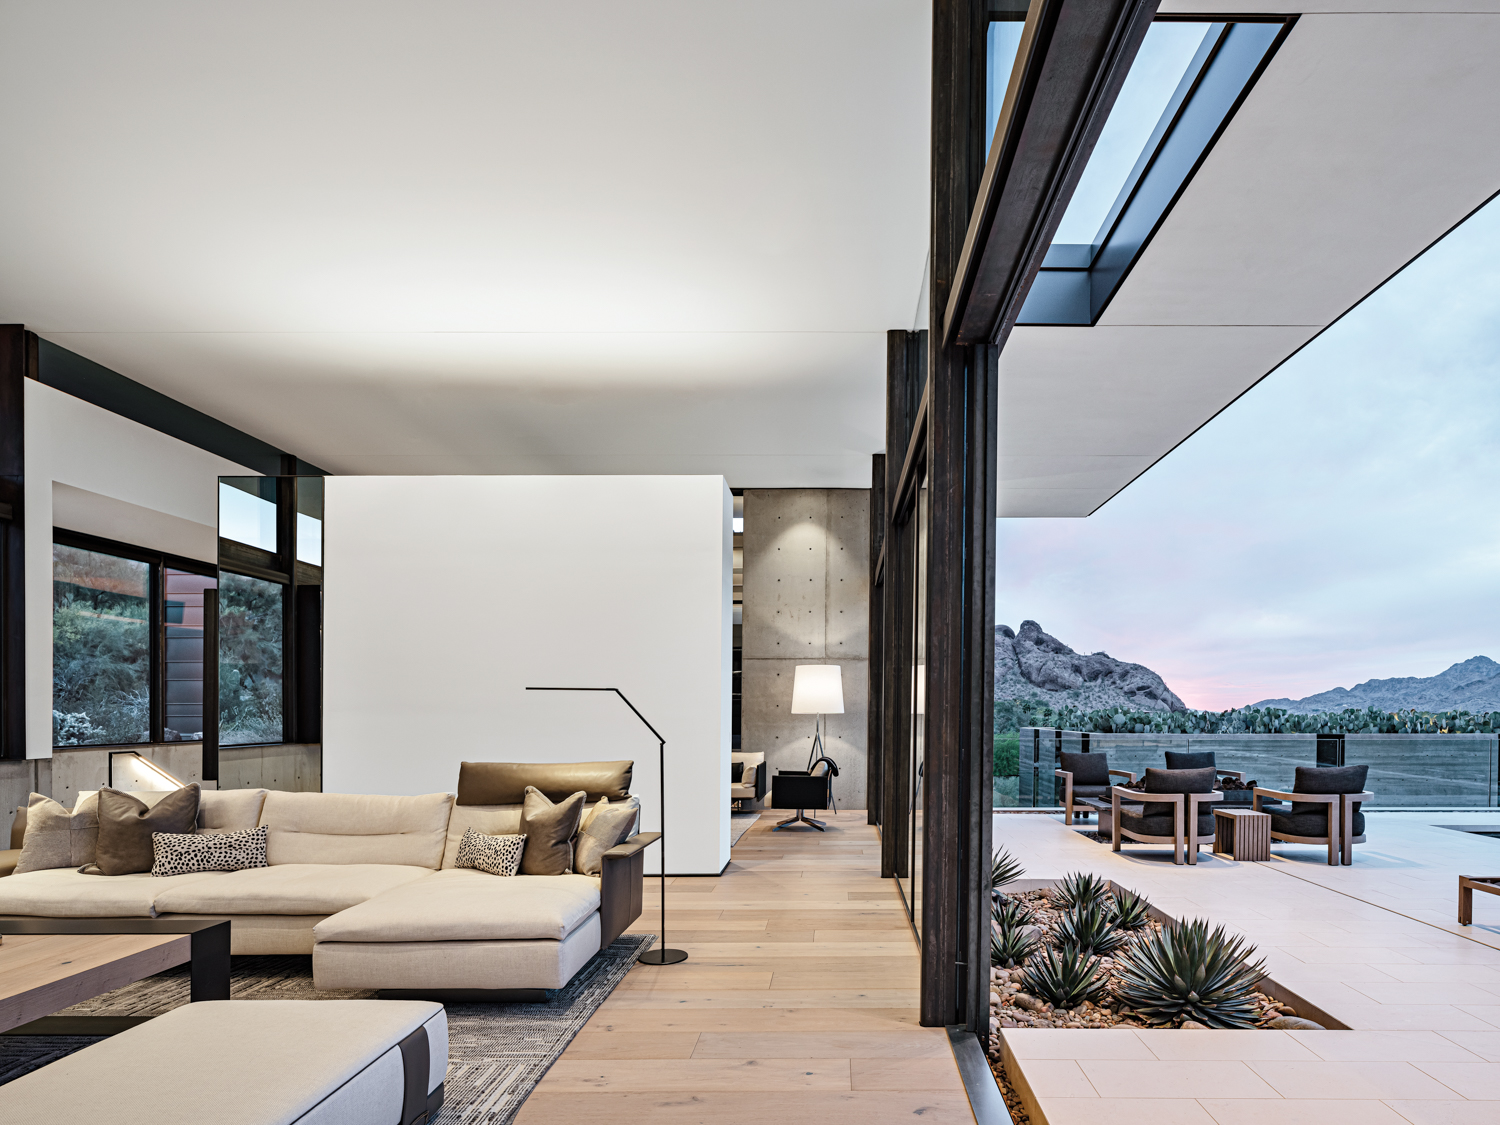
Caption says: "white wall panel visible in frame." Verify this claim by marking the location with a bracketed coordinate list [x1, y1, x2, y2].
[322, 475, 733, 875]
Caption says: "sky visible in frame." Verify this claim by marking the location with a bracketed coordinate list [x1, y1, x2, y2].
[996, 193, 1500, 712]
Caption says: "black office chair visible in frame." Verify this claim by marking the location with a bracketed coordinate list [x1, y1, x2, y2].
[771, 757, 839, 831]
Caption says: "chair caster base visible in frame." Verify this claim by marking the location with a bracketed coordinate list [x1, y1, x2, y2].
[775, 811, 826, 831]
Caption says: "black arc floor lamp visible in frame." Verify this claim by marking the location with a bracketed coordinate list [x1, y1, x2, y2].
[525, 686, 687, 966]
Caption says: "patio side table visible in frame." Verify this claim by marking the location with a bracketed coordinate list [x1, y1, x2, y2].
[1213, 808, 1270, 861]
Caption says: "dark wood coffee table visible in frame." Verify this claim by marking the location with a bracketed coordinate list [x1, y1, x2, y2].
[0, 918, 229, 1035]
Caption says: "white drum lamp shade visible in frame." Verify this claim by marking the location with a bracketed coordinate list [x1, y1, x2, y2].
[791, 665, 844, 714]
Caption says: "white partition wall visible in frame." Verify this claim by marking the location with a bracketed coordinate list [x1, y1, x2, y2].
[322, 475, 734, 875]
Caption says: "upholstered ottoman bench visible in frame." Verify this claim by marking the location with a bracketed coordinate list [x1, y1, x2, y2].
[0, 999, 447, 1125]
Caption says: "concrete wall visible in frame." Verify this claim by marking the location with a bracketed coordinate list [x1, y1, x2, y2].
[321, 475, 733, 876]
[741, 488, 870, 812]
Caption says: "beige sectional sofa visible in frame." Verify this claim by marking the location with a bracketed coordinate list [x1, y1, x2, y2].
[0, 772, 654, 993]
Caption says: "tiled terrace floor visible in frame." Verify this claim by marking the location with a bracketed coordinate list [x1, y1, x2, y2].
[997, 810, 1500, 1125]
[516, 815, 974, 1125]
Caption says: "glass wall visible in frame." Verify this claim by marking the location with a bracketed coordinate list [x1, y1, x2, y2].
[218, 571, 285, 746]
[907, 467, 929, 938]
[52, 544, 151, 745]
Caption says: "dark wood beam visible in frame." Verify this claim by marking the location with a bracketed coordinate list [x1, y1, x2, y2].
[867, 454, 886, 827]
[0, 327, 24, 759]
[944, 0, 1159, 346]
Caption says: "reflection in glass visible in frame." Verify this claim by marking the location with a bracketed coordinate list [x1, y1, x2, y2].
[220, 477, 278, 552]
[219, 572, 284, 745]
[986, 19, 1025, 155]
[910, 468, 929, 940]
[297, 477, 323, 567]
[1051, 21, 1214, 245]
[164, 569, 216, 741]
[53, 545, 151, 745]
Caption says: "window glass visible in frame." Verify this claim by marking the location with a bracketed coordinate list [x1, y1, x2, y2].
[296, 477, 323, 567]
[219, 477, 278, 552]
[986, 20, 1026, 156]
[1051, 21, 1214, 246]
[219, 571, 284, 746]
[53, 545, 150, 745]
[164, 569, 216, 741]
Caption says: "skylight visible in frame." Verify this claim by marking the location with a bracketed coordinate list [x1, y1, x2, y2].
[1052, 21, 1213, 247]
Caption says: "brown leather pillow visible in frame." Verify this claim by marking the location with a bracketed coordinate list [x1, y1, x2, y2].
[84, 786, 201, 876]
[518, 786, 585, 876]
[457, 761, 633, 805]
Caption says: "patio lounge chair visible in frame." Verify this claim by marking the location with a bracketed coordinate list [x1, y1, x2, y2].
[1055, 752, 1137, 824]
[1164, 749, 1266, 807]
[1111, 766, 1222, 865]
[1254, 764, 1372, 866]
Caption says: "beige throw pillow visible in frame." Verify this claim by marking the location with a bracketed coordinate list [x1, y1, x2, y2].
[518, 786, 585, 876]
[15, 792, 100, 874]
[575, 797, 641, 876]
[83, 786, 201, 876]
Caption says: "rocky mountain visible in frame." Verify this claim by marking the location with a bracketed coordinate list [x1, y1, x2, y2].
[995, 620, 1187, 712]
[1250, 656, 1500, 714]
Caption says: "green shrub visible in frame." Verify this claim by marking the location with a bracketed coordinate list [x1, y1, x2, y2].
[1021, 945, 1106, 1009]
[1051, 871, 1110, 910]
[1111, 887, 1152, 931]
[1054, 900, 1129, 958]
[1114, 919, 1266, 1028]
[991, 925, 1040, 969]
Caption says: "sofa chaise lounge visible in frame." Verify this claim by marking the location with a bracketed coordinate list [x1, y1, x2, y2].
[0, 761, 655, 994]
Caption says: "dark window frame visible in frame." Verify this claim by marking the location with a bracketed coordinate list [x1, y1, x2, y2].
[51, 527, 216, 750]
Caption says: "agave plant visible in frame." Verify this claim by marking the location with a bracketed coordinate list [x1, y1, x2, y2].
[992, 896, 1035, 931]
[991, 847, 1025, 896]
[1053, 899, 1129, 958]
[991, 924, 1041, 969]
[1020, 944, 1105, 1009]
[1114, 918, 1267, 1028]
[1112, 887, 1152, 931]
[1051, 870, 1110, 910]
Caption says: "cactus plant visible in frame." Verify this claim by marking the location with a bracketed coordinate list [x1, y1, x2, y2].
[990, 924, 1040, 969]
[1054, 899, 1129, 958]
[992, 896, 1035, 931]
[1051, 871, 1110, 910]
[1020, 944, 1105, 1009]
[1113, 918, 1266, 1028]
[1111, 887, 1152, 931]
[991, 847, 1025, 894]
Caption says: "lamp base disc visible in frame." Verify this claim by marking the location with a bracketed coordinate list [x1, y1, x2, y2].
[638, 948, 689, 965]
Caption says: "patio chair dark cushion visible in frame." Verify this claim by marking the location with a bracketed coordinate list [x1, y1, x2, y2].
[1120, 809, 1216, 838]
[1291, 764, 1369, 816]
[1164, 750, 1216, 771]
[1141, 767, 1216, 818]
[1058, 752, 1111, 787]
[1271, 809, 1366, 838]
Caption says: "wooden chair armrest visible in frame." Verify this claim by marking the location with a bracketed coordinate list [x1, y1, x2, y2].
[1342, 791, 1375, 802]
[1054, 769, 1072, 780]
[1253, 788, 1301, 802]
[603, 831, 661, 861]
[1109, 786, 1146, 800]
[1191, 791, 1224, 805]
[1108, 769, 1137, 783]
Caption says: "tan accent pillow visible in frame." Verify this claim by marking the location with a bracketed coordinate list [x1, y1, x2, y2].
[15, 792, 100, 873]
[575, 797, 641, 876]
[518, 786, 585, 876]
[83, 785, 201, 876]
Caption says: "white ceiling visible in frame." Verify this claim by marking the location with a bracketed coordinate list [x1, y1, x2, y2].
[0, 1, 929, 484]
[1000, 4, 1500, 516]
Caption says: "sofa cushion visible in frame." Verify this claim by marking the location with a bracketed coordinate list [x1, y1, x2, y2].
[152, 863, 432, 915]
[456, 760, 633, 805]
[1164, 750, 1216, 771]
[1141, 767, 1216, 818]
[1291, 764, 1369, 815]
[15, 792, 99, 874]
[87, 786, 201, 876]
[1058, 752, 1110, 787]
[258, 791, 453, 868]
[519, 787, 585, 876]
[313, 868, 601, 943]
[0, 867, 228, 917]
[1271, 809, 1366, 838]
[454, 829, 527, 877]
[575, 798, 641, 876]
[198, 788, 268, 835]
[440, 805, 523, 869]
[1120, 810, 1217, 839]
[151, 825, 270, 878]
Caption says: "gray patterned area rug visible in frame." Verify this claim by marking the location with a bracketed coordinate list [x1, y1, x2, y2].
[0, 934, 653, 1124]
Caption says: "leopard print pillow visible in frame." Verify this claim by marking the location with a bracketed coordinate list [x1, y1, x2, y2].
[454, 828, 527, 877]
[150, 824, 269, 877]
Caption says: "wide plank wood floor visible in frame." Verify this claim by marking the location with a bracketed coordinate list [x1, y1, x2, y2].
[515, 816, 976, 1125]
